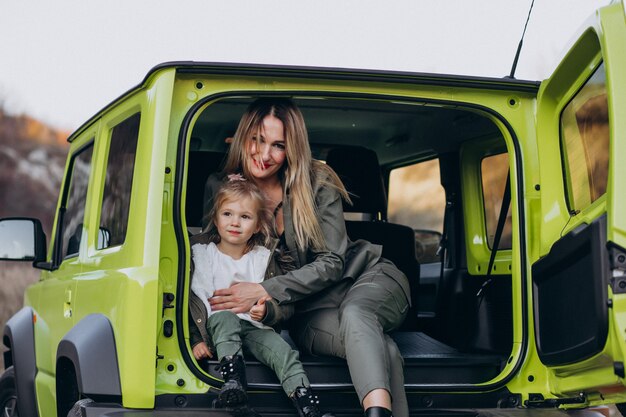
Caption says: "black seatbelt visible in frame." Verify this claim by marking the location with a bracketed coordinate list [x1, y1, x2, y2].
[477, 172, 511, 298]
[437, 194, 455, 279]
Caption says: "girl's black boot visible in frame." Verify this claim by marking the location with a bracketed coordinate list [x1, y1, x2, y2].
[290, 386, 335, 417]
[217, 355, 248, 406]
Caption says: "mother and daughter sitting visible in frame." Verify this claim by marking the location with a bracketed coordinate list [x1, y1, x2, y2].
[189, 98, 411, 417]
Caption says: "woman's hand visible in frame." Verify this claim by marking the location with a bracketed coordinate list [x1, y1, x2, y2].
[192, 343, 213, 360]
[210, 282, 269, 314]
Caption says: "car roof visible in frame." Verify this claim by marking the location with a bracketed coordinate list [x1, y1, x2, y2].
[68, 61, 539, 143]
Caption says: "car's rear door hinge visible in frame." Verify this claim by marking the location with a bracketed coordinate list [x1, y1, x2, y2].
[609, 244, 626, 294]
[524, 392, 587, 408]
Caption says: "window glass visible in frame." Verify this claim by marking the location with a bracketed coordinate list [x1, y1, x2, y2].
[560, 62, 609, 212]
[98, 113, 141, 249]
[388, 159, 445, 263]
[481, 153, 512, 250]
[61, 144, 94, 259]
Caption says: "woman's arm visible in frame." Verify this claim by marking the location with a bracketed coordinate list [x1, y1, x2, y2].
[261, 299, 295, 326]
[261, 181, 348, 304]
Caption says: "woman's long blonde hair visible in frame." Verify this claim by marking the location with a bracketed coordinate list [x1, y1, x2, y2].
[223, 98, 349, 251]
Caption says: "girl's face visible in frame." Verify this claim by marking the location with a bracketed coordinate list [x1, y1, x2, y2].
[215, 196, 260, 251]
[246, 115, 287, 181]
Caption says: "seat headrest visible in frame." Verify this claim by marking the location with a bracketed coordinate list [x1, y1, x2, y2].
[325, 146, 387, 219]
[186, 151, 226, 227]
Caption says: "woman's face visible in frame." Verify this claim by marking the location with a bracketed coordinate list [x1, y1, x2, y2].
[246, 115, 287, 181]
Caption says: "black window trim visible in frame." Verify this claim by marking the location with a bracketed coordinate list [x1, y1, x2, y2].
[96, 111, 142, 251]
[52, 140, 95, 268]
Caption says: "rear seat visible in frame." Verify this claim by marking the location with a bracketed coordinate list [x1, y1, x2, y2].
[185, 150, 226, 232]
[325, 146, 421, 330]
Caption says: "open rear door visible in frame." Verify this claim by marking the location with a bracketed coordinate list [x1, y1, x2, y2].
[532, 0, 626, 399]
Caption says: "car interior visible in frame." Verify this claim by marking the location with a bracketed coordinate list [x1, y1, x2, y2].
[182, 95, 514, 392]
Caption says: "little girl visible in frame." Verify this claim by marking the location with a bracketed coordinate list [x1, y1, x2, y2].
[189, 176, 333, 417]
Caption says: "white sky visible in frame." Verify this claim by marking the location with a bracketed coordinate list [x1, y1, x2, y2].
[0, 0, 611, 131]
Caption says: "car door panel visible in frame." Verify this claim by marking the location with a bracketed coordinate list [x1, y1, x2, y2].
[533, 0, 626, 395]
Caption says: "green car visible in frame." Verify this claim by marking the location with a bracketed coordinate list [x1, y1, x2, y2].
[2, 2, 626, 416]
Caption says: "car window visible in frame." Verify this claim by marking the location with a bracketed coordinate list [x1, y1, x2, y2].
[481, 152, 512, 250]
[98, 113, 141, 249]
[388, 158, 445, 263]
[60, 143, 94, 259]
[560, 62, 609, 213]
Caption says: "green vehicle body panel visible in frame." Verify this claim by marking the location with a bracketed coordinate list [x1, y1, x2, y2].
[25, 72, 177, 410]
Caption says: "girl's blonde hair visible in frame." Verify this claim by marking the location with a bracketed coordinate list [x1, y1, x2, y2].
[205, 178, 274, 253]
[223, 98, 349, 250]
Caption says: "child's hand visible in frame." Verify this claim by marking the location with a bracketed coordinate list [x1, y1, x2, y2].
[192, 343, 213, 360]
[250, 297, 269, 322]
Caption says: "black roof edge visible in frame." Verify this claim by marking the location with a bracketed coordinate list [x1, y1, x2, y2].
[67, 61, 541, 143]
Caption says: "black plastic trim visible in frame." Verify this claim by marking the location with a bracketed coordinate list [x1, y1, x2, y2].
[609, 242, 626, 270]
[532, 215, 610, 366]
[155, 385, 519, 412]
[172, 89, 529, 394]
[56, 314, 122, 401]
[3, 307, 39, 417]
[50, 140, 95, 270]
[58, 397, 600, 417]
[173, 62, 540, 92]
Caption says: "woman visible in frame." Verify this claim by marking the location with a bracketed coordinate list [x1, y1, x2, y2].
[202, 98, 411, 417]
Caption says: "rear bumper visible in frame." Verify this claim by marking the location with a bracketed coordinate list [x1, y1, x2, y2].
[79, 402, 252, 417]
[77, 402, 611, 417]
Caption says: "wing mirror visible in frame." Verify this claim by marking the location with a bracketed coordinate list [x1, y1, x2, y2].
[0, 218, 47, 266]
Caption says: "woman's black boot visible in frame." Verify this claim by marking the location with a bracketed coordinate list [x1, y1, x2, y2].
[290, 386, 335, 417]
[364, 407, 393, 417]
[217, 355, 248, 406]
